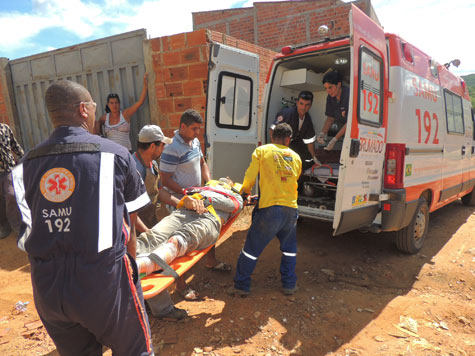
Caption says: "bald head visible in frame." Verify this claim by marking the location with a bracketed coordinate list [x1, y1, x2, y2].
[45, 80, 92, 128]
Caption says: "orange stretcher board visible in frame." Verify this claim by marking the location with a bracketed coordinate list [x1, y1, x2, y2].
[140, 212, 240, 299]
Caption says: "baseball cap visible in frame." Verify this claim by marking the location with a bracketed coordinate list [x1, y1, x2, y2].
[138, 125, 173, 144]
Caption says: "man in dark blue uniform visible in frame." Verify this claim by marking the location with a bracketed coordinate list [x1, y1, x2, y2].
[271, 91, 318, 170]
[11, 80, 154, 356]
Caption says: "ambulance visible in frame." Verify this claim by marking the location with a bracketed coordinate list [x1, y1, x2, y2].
[205, 4, 474, 254]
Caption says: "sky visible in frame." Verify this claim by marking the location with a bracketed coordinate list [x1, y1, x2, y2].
[0, 0, 473, 76]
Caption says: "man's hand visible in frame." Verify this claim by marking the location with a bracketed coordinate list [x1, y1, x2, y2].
[313, 156, 321, 165]
[243, 195, 258, 206]
[324, 137, 338, 151]
[183, 196, 207, 214]
[316, 132, 326, 145]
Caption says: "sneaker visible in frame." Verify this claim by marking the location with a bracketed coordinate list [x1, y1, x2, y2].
[282, 286, 298, 295]
[159, 307, 188, 321]
[227, 287, 250, 297]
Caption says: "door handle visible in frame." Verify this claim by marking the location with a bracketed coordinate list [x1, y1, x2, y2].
[461, 146, 466, 156]
[220, 96, 226, 104]
[349, 139, 360, 157]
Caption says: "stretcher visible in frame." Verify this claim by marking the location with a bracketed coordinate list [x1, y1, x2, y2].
[140, 186, 243, 300]
[304, 162, 340, 182]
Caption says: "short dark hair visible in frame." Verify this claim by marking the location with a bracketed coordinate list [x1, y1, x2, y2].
[137, 141, 161, 150]
[322, 70, 342, 85]
[272, 123, 293, 140]
[180, 109, 203, 126]
[45, 80, 89, 116]
[107, 93, 121, 104]
[298, 91, 313, 103]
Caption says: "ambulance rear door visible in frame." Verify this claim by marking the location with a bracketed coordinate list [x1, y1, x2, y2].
[333, 4, 388, 235]
[205, 43, 260, 185]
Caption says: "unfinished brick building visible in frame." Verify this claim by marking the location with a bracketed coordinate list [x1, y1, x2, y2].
[193, 0, 379, 52]
[143, 29, 276, 145]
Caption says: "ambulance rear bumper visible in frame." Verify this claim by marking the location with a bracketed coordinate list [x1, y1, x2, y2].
[381, 189, 419, 232]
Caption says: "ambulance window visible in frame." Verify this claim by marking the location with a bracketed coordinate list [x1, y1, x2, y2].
[357, 47, 383, 126]
[215, 72, 253, 130]
[444, 90, 464, 134]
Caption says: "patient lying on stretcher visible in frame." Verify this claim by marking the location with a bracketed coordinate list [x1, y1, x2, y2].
[136, 178, 244, 276]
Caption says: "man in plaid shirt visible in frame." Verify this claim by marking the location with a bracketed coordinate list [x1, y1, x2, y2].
[0, 123, 24, 238]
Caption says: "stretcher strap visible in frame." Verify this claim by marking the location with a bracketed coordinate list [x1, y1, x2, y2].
[187, 186, 241, 216]
[311, 163, 334, 176]
[176, 193, 222, 226]
[148, 252, 180, 281]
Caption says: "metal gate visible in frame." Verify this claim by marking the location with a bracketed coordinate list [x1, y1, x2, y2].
[8, 29, 150, 151]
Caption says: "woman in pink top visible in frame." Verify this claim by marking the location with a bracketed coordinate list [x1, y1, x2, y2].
[95, 74, 148, 150]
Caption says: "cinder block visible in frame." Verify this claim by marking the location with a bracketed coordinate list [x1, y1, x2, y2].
[188, 63, 208, 80]
[183, 80, 204, 96]
[174, 97, 193, 112]
[150, 38, 161, 52]
[164, 83, 184, 97]
[163, 52, 182, 66]
[182, 47, 201, 63]
[187, 30, 207, 47]
[168, 66, 189, 82]
[170, 33, 186, 50]
[157, 98, 174, 113]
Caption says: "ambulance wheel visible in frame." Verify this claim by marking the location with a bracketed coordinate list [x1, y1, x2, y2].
[461, 189, 475, 206]
[395, 197, 429, 254]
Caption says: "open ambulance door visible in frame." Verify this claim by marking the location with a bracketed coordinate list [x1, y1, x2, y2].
[333, 5, 388, 235]
[205, 43, 260, 186]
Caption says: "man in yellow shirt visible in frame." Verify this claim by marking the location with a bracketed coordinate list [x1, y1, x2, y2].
[230, 123, 302, 296]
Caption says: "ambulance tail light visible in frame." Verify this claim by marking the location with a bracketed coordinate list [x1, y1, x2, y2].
[384, 143, 406, 189]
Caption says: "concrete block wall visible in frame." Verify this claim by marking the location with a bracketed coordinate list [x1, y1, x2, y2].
[193, 0, 377, 52]
[144, 29, 276, 149]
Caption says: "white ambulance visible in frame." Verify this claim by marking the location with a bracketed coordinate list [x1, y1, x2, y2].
[205, 4, 474, 254]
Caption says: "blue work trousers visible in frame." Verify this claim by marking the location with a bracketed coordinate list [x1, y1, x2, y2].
[234, 205, 298, 292]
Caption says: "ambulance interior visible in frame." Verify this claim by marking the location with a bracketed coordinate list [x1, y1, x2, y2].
[265, 48, 351, 216]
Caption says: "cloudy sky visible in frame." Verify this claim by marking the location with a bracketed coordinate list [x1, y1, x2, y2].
[0, 0, 473, 75]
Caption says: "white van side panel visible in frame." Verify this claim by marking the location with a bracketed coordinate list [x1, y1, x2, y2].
[386, 66, 443, 193]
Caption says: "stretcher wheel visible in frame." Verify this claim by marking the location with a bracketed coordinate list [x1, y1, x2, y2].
[461, 189, 475, 206]
[395, 197, 429, 254]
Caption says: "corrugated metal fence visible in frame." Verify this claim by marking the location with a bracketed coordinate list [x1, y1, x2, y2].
[8, 29, 150, 151]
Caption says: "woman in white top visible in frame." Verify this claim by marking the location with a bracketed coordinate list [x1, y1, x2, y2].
[95, 74, 148, 150]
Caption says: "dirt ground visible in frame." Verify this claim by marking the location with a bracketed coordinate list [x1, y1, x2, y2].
[0, 201, 474, 356]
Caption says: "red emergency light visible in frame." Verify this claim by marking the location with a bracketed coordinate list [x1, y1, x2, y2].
[281, 46, 294, 55]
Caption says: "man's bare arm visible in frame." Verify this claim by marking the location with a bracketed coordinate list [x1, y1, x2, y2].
[160, 171, 185, 195]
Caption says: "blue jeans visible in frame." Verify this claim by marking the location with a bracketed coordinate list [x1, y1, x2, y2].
[234, 205, 298, 292]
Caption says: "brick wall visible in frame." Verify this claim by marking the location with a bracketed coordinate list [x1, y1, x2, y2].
[144, 29, 210, 143]
[193, 0, 376, 52]
[144, 29, 276, 147]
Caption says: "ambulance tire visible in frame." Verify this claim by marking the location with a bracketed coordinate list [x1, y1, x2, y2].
[395, 197, 429, 254]
[461, 189, 475, 206]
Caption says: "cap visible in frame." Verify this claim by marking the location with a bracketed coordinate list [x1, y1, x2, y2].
[138, 125, 173, 144]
